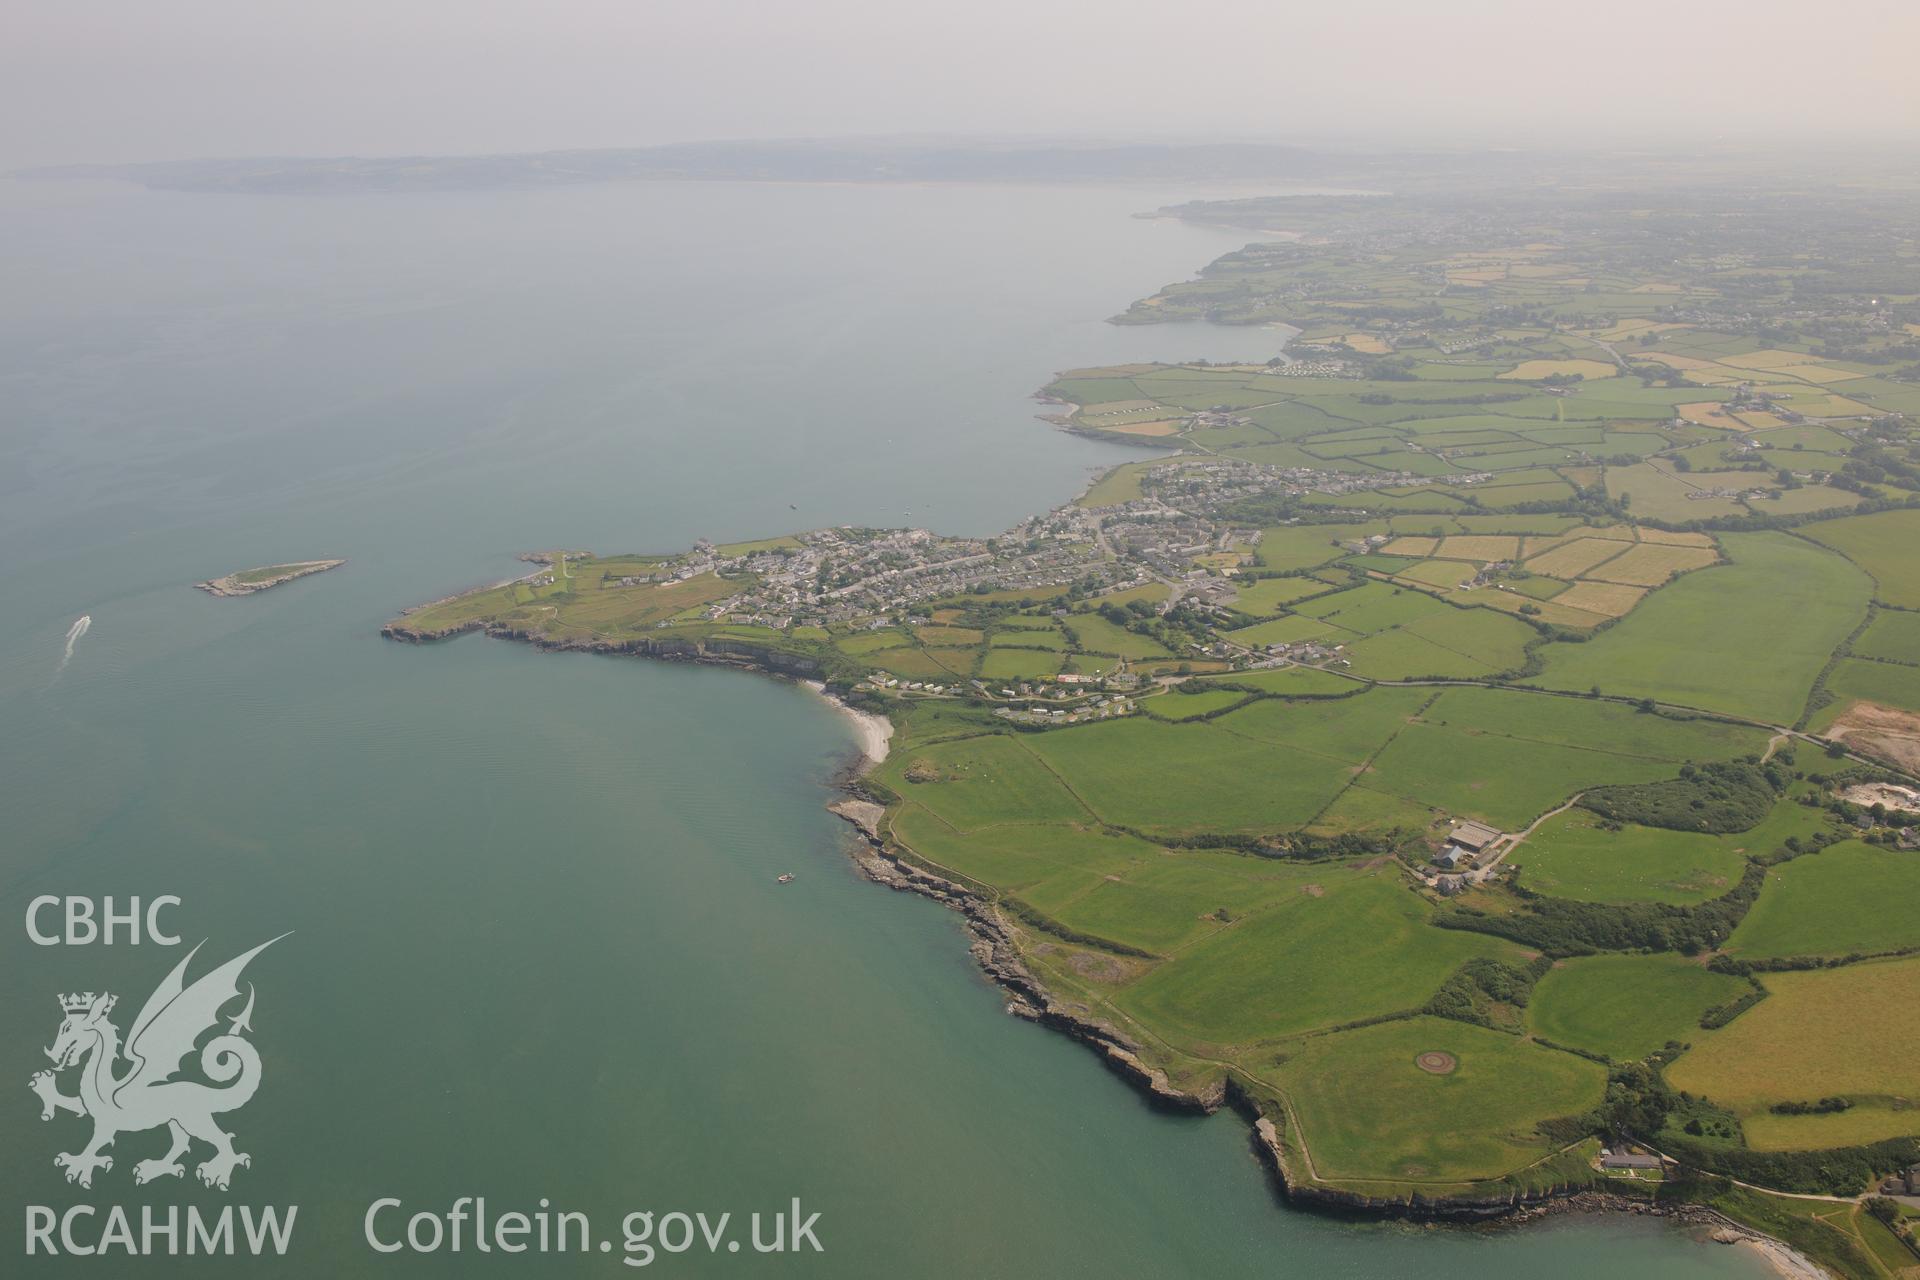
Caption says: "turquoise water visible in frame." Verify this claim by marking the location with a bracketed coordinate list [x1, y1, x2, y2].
[0, 177, 1768, 1277]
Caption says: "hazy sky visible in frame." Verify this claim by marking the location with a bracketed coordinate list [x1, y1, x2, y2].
[5, 0, 1917, 168]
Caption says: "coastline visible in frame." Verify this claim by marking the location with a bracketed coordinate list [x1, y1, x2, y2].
[803, 679, 892, 768]
[382, 570, 1837, 1277]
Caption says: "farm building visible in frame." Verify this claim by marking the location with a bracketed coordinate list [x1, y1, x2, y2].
[1599, 1150, 1664, 1172]
[1449, 821, 1502, 852]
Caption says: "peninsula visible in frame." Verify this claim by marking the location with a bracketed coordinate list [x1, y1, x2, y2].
[197, 559, 345, 597]
[386, 170, 1920, 1278]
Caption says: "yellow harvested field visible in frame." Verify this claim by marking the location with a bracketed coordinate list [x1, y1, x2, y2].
[1524, 537, 1632, 579]
[1496, 359, 1618, 382]
[1105, 420, 1184, 437]
[1510, 263, 1578, 278]
[1443, 246, 1554, 264]
[1784, 392, 1879, 417]
[1435, 535, 1520, 563]
[1629, 282, 1687, 293]
[1631, 352, 1720, 371]
[1460, 586, 1608, 628]
[1057, 364, 1161, 378]
[1634, 528, 1717, 548]
[1342, 333, 1392, 355]
[1907, 324, 1920, 338]
[1585, 543, 1719, 586]
[1601, 320, 1692, 341]
[1688, 366, 1753, 387]
[1381, 536, 1440, 557]
[1771, 363, 1863, 384]
[1716, 349, 1814, 371]
[1550, 581, 1646, 617]
[1676, 400, 1741, 426]
[1729, 411, 1796, 432]
[1744, 1104, 1920, 1152]
[1668, 958, 1920, 1114]
[1076, 399, 1168, 417]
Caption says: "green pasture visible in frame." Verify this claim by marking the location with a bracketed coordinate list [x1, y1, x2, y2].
[1528, 954, 1750, 1060]
[1117, 877, 1516, 1042]
[1803, 508, 1920, 608]
[1276, 1017, 1605, 1183]
[1727, 840, 1920, 960]
[1534, 533, 1870, 723]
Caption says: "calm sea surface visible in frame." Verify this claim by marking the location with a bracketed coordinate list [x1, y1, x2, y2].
[0, 177, 1766, 1277]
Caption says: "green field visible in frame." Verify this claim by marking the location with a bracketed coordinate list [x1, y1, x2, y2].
[1529, 954, 1750, 1060]
[1727, 841, 1920, 959]
[1145, 688, 1249, 720]
[1200, 666, 1363, 696]
[1803, 508, 1920, 608]
[1507, 796, 1830, 905]
[1342, 605, 1535, 679]
[1277, 1016, 1606, 1182]
[1116, 876, 1516, 1042]
[978, 648, 1062, 680]
[1361, 688, 1765, 830]
[1060, 612, 1173, 659]
[1818, 658, 1920, 718]
[1019, 713, 1357, 835]
[882, 735, 1090, 831]
[1255, 524, 1362, 571]
[1850, 610, 1920, 664]
[1232, 576, 1337, 615]
[1534, 532, 1870, 723]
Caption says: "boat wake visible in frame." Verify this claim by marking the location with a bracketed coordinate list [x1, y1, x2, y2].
[55, 614, 91, 675]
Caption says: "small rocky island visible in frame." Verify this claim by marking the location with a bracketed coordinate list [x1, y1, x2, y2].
[196, 559, 345, 597]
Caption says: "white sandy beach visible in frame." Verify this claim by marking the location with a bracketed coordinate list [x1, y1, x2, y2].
[804, 680, 893, 765]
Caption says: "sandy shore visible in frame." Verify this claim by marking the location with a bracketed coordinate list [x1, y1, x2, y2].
[803, 681, 893, 767]
[1734, 1236, 1827, 1280]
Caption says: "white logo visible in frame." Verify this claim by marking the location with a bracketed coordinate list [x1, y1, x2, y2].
[28, 936, 285, 1191]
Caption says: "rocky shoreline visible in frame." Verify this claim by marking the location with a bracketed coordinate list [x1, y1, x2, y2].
[823, 787, 1827, 1277]
[825, 794, 1216, 1114]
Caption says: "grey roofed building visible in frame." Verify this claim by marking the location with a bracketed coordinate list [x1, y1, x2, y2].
[1600, 1151, 1663, 1171]
[1450, 820, 1502, 851]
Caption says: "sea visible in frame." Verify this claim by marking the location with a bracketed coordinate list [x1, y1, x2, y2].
[0, 174, 1770, 1277]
